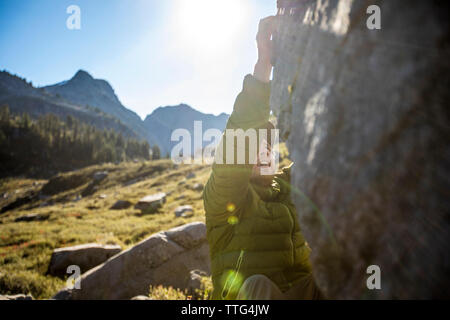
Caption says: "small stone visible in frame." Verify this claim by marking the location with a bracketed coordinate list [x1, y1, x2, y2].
[131, 295, 152, 300]
[186, 172, 196, 179]
[93, 171, 108, 182]
[175, 205, 194, 217]
[124, 178, 139, 187]
[39, 194, 49, 200]
[135, 193, 166, 214]
[192, 183, 204, 191]
[110, 200, 132, 210]
[15, 213, 50, 223]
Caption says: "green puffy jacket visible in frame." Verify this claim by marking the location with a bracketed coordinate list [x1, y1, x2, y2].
[203, 74, 312, 300]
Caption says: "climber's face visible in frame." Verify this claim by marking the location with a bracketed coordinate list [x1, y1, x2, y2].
[251, 141, 275, 186]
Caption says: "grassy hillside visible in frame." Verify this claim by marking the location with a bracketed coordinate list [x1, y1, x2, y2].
[0, 159, 211, 299]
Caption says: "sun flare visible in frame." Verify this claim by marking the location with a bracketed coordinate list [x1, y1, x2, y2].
[173, 0, 248, 54]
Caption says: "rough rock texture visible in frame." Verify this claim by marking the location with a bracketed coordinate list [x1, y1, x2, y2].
[53, 222, 210, 300]
[47, 243, 122, 278]
[271, 0, 450, 299]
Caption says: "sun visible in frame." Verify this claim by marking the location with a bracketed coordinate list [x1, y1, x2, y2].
[172, 0, 248, 54]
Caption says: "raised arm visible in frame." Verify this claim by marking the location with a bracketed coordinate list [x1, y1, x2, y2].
[203, 16, 275, 224]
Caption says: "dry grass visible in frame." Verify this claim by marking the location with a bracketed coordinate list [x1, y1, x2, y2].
[148, 276, 212, 300]
[0, 159, 210, 299]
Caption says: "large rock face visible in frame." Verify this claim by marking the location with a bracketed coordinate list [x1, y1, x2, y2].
[53, 222, 210, 300]
[271, 0, 450, 299]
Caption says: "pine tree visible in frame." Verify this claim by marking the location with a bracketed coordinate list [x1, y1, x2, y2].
[151, 144, 161, 160]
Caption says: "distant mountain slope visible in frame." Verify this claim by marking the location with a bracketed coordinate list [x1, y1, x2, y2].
[43, 70, 153, 144]
[144, 104, 228, 155]
[0, 71, 138, 138]
[1, 70, 229, 155]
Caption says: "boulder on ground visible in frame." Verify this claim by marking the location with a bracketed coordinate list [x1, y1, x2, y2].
[175, 205, 194, 218]
[15, 213, 49, 223]
[135, 193, 166, 214]
[93, 171, 108, 182]
[186, 172, 196, 179]
[47, 243, 122, 278]
[191, 183, 204, 191]
[0, 294, 33, 300]
[53, 222, 210, 300]
[110, 200, 132, 210]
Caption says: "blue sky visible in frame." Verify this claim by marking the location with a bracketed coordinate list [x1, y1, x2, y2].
[0, 0, 275, 119]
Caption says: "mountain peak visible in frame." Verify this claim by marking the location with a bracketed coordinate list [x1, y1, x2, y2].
[71, 70, 93, 82]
